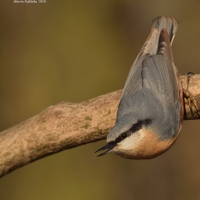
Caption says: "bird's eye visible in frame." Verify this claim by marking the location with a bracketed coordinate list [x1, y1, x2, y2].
[121, 133, 127, 139]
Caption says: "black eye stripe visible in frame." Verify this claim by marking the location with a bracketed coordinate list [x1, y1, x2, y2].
[129, 121, 142, 132]
[112, 119, 152, 144]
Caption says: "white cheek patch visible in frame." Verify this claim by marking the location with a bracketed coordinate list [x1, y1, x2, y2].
[116, 129, 145, 151]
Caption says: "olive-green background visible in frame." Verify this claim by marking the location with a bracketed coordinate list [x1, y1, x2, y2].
[0, 1, 200, 200]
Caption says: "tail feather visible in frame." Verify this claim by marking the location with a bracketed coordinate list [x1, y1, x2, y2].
[137, 16, 179, 59]
[151, 16, 179, 45]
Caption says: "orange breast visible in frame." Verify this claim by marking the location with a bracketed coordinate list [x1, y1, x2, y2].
[114, 128, 181, 159]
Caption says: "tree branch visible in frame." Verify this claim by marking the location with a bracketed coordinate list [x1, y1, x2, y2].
[0, 75, 200, 178]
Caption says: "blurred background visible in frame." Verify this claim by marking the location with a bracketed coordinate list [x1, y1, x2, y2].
[0, 0, 200, 200]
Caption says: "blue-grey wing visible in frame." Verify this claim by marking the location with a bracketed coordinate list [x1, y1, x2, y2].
[122, 16, 179, 99]
[141, 29, 180, 105]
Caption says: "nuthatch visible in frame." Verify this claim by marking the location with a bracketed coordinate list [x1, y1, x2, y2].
[96, 16, 184, 159]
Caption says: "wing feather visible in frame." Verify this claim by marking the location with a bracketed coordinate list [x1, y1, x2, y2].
[121, 16, 179, 107]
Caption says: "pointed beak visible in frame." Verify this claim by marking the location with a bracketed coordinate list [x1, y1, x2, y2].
[95, 143, 115, 157]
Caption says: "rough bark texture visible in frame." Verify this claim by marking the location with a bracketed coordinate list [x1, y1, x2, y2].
[0, 75, 200, 178]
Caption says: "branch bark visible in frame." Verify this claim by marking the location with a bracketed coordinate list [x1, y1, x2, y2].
[0, 75, 200, 178]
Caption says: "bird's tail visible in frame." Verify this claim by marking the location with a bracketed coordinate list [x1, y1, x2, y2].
[151, 16, 179, 45]
[137, 16, 179, 58]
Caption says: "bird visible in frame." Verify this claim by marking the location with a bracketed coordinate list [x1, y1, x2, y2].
[95, 16, 184, 159]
